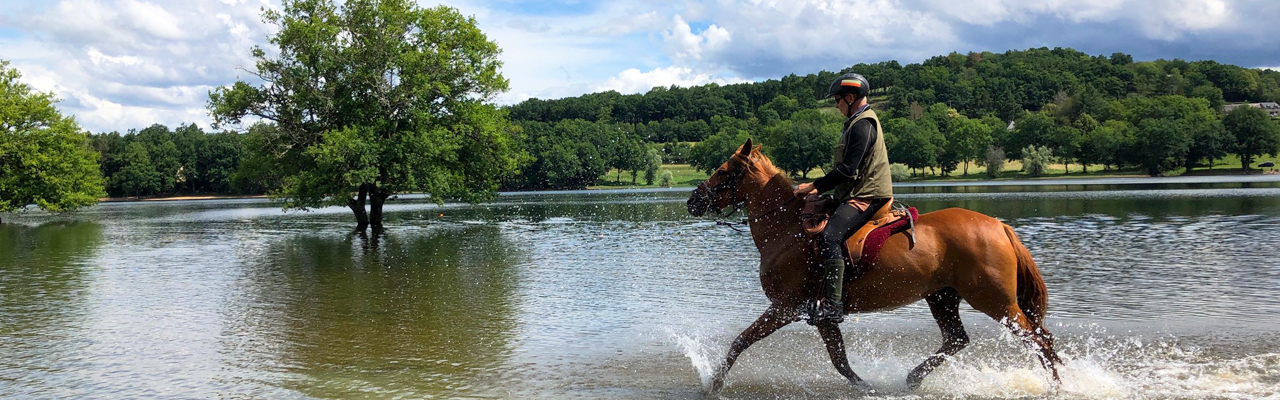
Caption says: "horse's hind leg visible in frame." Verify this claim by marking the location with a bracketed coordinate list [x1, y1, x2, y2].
[709, 306, 793, 393]
[979, 302, 1062, 383]
[815, 322, 872, 391]
[906, 288, 970, 390]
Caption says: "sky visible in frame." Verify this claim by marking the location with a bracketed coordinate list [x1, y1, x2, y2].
[2, 0, 1280, 133]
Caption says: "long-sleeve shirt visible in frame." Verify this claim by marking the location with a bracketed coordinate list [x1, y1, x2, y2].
[813, 118, 876, 193]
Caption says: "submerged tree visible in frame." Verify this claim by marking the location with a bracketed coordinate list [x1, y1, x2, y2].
[1, 61, 104, 217]
[208, 0, 521, 231]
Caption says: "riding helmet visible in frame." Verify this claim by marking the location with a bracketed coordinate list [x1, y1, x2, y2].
[827, 72, 870, 98]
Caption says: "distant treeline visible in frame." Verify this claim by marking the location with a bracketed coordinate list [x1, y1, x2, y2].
[505, 47, 1280, 183]
[87, 47, 1280, 198]
[88, 124, 250, 197]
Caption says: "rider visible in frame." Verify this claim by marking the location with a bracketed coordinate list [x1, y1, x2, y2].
[794, 72, 894, 324]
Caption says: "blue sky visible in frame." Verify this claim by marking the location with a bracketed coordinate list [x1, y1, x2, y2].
[2, 0, 1280, 133]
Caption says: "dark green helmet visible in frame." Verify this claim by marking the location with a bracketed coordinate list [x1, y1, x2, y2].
[827, 73, 869, 98]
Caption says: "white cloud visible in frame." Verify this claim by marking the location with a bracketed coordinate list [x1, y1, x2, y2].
[3, 0, 1280, 133]
[591, 11, 665, 36]
[593, 66, 748, 94]
[662, 14, 729, 63]
[86, 47, 143, 66]
[4, 0, 273, 132]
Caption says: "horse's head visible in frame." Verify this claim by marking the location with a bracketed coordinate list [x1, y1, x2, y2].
[687, 138, 763, 217]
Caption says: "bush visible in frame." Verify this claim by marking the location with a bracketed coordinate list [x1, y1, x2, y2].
[658, 170, 674, 187]
[889, 163, 911, 182]
[984, 146, 1005, 178]
[1020, 145, 1053, 177]
[660, 142, 693, 164]
[643, 148, 662, 185]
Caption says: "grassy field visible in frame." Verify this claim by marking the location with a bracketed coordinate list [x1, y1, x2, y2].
[588, 164, 711, 189]
[589, 153, 1279, 189]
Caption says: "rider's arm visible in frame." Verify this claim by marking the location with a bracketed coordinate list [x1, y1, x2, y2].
[812, 119, 875, 192]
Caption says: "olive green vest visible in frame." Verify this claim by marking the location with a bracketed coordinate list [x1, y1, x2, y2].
[831, 108, 893, 201]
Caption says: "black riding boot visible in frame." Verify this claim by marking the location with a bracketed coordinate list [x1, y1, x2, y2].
[813, 258, 846, 324]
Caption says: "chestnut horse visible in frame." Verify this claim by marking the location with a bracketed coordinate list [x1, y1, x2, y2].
[686, 139, 1061, 393]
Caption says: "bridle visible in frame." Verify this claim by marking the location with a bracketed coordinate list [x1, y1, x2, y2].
[695, 164, 746, 220]
[694, 158, 798, 231]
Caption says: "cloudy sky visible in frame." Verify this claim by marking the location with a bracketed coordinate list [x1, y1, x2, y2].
[2, 0, 1279, 133]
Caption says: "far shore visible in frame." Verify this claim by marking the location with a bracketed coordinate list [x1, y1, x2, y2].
[92, 170, 1280, 203]
[98, 194, 268, 203]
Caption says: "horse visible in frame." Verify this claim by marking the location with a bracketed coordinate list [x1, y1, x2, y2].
[686, 139, 1061, 393]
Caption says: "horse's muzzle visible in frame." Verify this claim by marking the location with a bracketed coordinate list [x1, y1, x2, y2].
[687, 187, 711, 217]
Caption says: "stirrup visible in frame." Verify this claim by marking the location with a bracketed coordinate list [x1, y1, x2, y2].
[806, 298, 844, 325]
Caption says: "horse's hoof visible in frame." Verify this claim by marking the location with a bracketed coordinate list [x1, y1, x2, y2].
[705, 375, 725, 395]
[906, 372, 926, 391]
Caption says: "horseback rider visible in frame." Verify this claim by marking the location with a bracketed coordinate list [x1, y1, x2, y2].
[793, 73, 894, 324]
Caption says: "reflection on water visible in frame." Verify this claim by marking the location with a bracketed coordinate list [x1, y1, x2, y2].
[2, 184, 1280, 399]
[221, 227, 520, 398]
[0, 222, 102, 398]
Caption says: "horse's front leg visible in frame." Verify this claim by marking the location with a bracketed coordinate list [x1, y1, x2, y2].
[816, 322, 874, 392]
[709, 306, 794, 393]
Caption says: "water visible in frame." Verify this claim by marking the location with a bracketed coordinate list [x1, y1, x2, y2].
[3, 180, 1280, 399]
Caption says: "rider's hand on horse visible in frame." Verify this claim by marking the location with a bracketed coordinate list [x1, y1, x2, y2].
[795, 182, 816, 197]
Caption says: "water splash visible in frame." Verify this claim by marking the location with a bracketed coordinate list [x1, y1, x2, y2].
[667, 328, 719, 390]
[658, 321, 1280, 399]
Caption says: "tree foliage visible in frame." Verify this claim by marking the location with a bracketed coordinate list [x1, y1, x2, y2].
[91, 123, 248, 197]
[207, 0, 520, 229]
[689, 128, 751, 174]
[1020, 145, 1053, 177]
[1, 61, 104, 214]
[760, 109, 841, 178]
[1223, 105, 1280, 170]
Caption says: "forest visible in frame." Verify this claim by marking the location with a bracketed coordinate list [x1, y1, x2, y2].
[75, 47, 1280, 197]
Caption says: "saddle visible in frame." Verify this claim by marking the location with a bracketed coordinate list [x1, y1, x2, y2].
[800, 194, 918, 278]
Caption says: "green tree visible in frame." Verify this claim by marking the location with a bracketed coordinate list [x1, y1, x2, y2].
[1020, 145, 1053, 177]
[208, 0, 520, 231]
[1007, 111, 1055, 159]
[1133, 118, 1191, 176]
[761, 109, 841, 178]
[885, 117, 941, 176]
[0, 61, 104, 215]
[1082, 120, 1135, 171]
[643, 148, 662, 185]
[1223, 105, 1280, 171]
[947, 115, 993, 175]
[1183, 113, 1228, 173]
[758, 95, 800, 125]
[983, 146, 1005, 178]
[508, 120, 609, 190]
[110, 141, 161, 197]
[689, 128, 751, 174]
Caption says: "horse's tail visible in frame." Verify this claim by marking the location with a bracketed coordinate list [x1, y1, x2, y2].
[1003, 224, 1047, 326]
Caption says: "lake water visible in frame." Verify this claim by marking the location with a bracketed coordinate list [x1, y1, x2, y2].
[3, 178, 1280, 399]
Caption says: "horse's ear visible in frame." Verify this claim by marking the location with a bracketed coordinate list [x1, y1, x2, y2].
[739, 138, 753, 156]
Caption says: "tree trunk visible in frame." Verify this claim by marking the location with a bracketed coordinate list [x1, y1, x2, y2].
[617, 169, 622, 182]
[1083, 163, 1088, 174]
[631, 170, 637, 184]
[348, 184, 370, 231]
[369, 186, 390, 233]
[963, 159, 969, 176]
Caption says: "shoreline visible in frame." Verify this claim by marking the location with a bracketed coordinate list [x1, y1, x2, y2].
[98, 194, 268, 203]
[93, 172, 1280, 202]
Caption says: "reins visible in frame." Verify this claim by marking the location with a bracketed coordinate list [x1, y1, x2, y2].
[704, 171, 798, 232]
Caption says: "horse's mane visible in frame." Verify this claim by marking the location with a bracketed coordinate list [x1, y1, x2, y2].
[737, 144, 795, 188]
